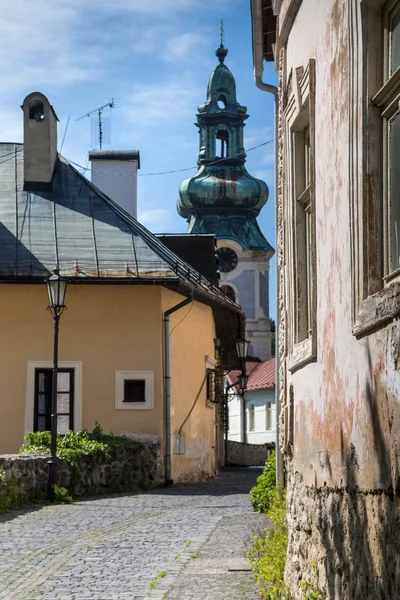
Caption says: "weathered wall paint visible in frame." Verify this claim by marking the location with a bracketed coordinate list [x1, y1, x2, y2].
[274, 0, 400, 596]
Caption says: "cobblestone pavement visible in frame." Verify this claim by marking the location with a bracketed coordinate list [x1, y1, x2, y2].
[0, 467, 266, 600]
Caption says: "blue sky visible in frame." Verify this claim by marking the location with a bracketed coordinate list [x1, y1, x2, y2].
[0, 0, 277, 317]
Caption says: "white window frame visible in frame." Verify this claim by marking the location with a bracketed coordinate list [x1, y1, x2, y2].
[248, 403, 255, 432]
[25, 361, 82, 437]
[115, 371, 154, 410]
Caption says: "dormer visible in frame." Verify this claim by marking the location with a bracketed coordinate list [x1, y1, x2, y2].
[22, 92, 59, 190]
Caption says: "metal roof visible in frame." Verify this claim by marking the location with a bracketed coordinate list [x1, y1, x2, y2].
[0, 143, 240, 312]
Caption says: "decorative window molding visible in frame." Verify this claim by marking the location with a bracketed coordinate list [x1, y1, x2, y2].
[25, 361, 82, 436]
[349, 0, 400, 335]
[284, 60, 317, 370]
[115, 371, 154, 410]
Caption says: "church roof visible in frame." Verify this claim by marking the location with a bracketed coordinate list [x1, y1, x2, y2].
[0, 143, 240, 312]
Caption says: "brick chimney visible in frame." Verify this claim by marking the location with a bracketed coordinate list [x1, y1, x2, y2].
[89, 151, 140, 219]
[22, 92, 58, 190]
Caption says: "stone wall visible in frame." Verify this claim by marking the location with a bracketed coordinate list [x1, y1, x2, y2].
[226, 440, 274, 467]
[285, 463, 400, 600]
[0, 443, 161, 500]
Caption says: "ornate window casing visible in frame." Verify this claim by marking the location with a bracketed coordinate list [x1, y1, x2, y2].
[283, 60, 317, 370]
[350, 0, 400, 335]
[115, 371, 154, 410]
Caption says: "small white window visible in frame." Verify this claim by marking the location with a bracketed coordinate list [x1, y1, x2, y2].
[248, 404, 255, 432]
[115, 371, 154, 410]
[265, 402, 272, 430]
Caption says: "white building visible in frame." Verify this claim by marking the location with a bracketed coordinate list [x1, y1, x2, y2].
[227, 357, 275, 444]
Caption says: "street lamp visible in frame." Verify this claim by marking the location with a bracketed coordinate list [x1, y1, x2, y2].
[46, 269, 68, 501]
[236, 337, 250, 361]
[223, 337, 250, 465]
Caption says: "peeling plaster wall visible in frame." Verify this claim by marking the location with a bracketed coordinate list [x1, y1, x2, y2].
[276, 0, 400, 597]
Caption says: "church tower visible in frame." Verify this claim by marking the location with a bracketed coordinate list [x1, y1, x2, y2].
[177, 39, 274, 361]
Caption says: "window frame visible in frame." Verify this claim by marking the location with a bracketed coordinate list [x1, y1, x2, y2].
[25, 361, 82, 439]
[265, 401, 272, 430]
[115, 371, 154, 410]
[248, 403, 255, 432]
[350, 0, 400, 335]
[283, 60, 317, 370]
[34, 368, 74, 434]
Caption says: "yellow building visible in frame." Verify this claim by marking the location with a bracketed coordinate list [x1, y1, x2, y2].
[0, 92, 244, 484]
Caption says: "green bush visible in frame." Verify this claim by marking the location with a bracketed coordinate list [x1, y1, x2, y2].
[249, 486, 326, 600]
[19, 424, 138, 469]
[250, 450, 277, 513]
[53, 485, 72, 504]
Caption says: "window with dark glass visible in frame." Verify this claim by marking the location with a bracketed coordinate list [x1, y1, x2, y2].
[123, 379, 146, 403]
[34, 369, 74, 434]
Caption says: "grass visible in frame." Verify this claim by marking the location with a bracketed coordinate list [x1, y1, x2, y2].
[149, 570, 167, 590]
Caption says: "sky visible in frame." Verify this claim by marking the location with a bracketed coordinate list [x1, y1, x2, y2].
[0, 0, 277, 318]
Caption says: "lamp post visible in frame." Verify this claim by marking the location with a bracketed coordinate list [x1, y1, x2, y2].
[46, 269, 68, 501]
[224, 338, 250, 465]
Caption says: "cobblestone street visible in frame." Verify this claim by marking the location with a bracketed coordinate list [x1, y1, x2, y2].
[0, 468, 265, 600]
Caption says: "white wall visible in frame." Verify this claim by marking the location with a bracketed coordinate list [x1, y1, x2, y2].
[228, 388, 276, 444]
[90, 159, 138, 219]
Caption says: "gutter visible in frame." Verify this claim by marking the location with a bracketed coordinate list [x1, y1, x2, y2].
[250, 0, 284, 488]
[163, 293, 193, 485]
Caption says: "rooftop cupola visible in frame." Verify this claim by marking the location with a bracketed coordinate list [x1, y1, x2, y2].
[177, 37, 271, 252]
[22, 92, 58, 190]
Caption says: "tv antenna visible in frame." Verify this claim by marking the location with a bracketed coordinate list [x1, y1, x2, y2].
[77, 99, 114, 150]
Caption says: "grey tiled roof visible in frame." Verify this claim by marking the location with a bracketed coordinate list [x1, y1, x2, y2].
[0, 143, 239, 311]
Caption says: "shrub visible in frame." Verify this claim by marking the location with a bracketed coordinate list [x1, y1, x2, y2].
[53, 485, 72, 504]
[250, 450, 277, 513]
[19, 423, 138, 469]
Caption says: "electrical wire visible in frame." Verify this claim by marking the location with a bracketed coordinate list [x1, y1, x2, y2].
[169, 302, 194, 336]
[65, 138, 274, 178]
[178, 372, 207, 435]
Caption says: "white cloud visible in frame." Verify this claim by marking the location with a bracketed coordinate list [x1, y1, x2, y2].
[122, 76, 202, 126]
[163, 32, 208, 62]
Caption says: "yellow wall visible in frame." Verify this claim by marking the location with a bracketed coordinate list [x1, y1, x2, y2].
[0, 285, 164, 453]
[162, 288, 217, 483]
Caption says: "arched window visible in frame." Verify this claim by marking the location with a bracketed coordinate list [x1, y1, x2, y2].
[29, 100, 44, 121]
[217, 95, 227, 110]
[248, 404, 255, 432]
[221, 285, 236, 302]
[216, 129, 229, 158]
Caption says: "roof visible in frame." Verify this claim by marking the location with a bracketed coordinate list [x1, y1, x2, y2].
[0, 143, 240, 314]
[156, 234, 218, 283]
[226, 357, 275, 391]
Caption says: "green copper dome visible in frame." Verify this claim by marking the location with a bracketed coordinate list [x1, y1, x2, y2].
[177, 43, 272, 252]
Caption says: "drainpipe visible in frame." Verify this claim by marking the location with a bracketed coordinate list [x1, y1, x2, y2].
[163, 293, 193, 485]
[250, 0, 284, 488]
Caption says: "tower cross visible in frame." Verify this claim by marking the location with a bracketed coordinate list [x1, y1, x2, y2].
[220, 19, 224, 47]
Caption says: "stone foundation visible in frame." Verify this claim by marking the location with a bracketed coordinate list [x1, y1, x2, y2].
[285, 467, 400, 600]
[0, 443, 161, 500]
[226, 440, 275, 467]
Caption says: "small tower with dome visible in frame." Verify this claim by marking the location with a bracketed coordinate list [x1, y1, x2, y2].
[177, 35, 274, 360]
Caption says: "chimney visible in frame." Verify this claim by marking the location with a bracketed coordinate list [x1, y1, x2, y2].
[22, 92, 58, 189]
[89, 151, 140, 219]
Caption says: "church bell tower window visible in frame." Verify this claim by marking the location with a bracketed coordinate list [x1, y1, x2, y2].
[216, 129, 229, 158]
